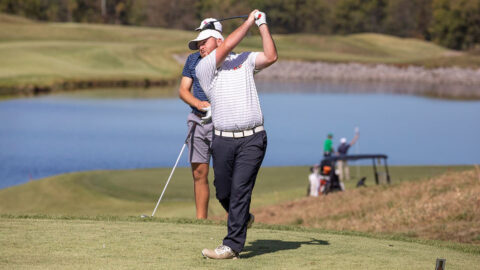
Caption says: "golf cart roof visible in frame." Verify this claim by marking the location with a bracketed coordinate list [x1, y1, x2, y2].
[322, 154, 388, 162]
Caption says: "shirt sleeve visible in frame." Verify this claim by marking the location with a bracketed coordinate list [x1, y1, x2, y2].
[182, 54, 193, 78]
[248, 52, 260, 73]
[195, 50, 217, 96]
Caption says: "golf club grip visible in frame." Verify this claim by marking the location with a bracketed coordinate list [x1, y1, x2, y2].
[184, 121, 197, 143]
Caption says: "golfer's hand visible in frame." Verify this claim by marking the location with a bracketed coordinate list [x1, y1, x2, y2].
[247, 9, 259, 27]
[195, 101, 210, 111]
[200, 106, 212, 124]
[254, 11, 267, 27]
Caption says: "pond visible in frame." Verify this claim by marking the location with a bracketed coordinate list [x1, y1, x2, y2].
[1, 82, 479, 188]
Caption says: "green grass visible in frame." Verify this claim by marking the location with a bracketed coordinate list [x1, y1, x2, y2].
[1, 216, 479, 269]
[1, 166, 477, 268]
[1, 13, 479, 95]
[0, 165, 473, 218]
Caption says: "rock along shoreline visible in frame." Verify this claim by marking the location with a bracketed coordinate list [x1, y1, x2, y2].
[254, 60, 480, 99]
[2, 57, 480, 99]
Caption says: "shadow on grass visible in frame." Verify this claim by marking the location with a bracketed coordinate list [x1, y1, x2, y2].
[241, 238, 329, 258]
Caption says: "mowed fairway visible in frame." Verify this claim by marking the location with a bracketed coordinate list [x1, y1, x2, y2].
[0, 21, 188, 89]
[1, 217, 479, 269]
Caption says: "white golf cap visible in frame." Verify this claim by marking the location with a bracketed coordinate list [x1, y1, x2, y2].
[188, 29, 224, 50]
[196, 18, 222, 32]
[340, 137, 347, 144]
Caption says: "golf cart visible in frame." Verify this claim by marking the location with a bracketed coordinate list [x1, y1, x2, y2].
[320, 154, 390, 194]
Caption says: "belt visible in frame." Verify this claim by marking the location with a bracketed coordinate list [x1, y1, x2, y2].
[215, 126, 264, 138]
[193, 111, 206, 118]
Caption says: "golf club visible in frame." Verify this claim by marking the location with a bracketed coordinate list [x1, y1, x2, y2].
[355, 126, 360, 177]
[200, 15, 248, 31]
[141, 122, 197, 218]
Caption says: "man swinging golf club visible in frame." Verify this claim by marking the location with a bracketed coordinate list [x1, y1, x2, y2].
[178, 18, 223, 219]
[191, 9, 277, 259]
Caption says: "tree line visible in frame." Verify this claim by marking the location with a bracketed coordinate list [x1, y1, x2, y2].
[1, 0, 479, 50]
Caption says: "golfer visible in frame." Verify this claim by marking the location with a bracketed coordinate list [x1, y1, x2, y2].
[337, 131, 359, 181]
[190, 9, 277, 259]
[179, 18, 223, 219]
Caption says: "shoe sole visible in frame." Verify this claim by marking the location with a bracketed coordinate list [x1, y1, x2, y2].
[201, 250, 239, 260]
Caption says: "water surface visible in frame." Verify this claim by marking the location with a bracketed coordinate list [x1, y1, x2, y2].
[1, 83, 479, 188]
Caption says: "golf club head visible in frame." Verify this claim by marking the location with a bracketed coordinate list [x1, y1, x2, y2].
[140, 214, 149, 218]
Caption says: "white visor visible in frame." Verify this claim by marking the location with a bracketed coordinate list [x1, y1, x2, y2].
[195, 18, 222, 32]
[188, 29, 224, 50]
[340, 138, 347, 144]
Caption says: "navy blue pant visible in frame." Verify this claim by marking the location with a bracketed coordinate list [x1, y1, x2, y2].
[211, 131, 267, 253]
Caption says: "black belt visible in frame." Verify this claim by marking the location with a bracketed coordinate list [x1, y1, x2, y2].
[193, 111, 206, 118]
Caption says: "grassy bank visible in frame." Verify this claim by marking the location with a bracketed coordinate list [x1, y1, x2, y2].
[255, 168, 480, 244]
[1, 13, 480, 97]
[0, 165, 472, 218]
[1, 216, 479, 269]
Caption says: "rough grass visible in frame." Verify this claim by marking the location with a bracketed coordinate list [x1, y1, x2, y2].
[2, 13, 479, 95]
[1, 216, 479, 269]
[254, 168, 480, 244]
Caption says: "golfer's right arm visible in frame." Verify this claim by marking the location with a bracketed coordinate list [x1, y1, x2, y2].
[215, 10, 257, 67]
[255, 23, 278, 69]
[178, 76, 209, 110]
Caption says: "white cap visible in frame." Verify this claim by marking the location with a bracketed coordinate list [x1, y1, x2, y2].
[340, 137, 347, 144]
[195, 18, 222, 32]
[188, 29, 224, 50]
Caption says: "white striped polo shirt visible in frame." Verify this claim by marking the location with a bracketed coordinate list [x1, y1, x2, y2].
[195, 50, 264, 132]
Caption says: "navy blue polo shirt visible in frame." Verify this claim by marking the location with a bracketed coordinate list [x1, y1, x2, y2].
[182, 52, 208, 115]
[338, 143, 350, 155]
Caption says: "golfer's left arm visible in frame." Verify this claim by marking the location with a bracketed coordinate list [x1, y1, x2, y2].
[178, 76, 210, 110]
[255, 19, 278, 70]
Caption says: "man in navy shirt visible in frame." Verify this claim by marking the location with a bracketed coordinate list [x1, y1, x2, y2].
[178, 18, 222, 219]
[337, 131, 359, 181]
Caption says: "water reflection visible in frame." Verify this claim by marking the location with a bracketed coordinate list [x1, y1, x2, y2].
[52, 86, 178, 99]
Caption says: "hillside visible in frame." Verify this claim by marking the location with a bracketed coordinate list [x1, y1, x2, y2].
[254, 169, 480, 244]
[0, 166, 471, 218]
[2, 13, 479, 96]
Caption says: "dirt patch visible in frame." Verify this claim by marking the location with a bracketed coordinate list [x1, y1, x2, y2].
[251, 169, 480, 244]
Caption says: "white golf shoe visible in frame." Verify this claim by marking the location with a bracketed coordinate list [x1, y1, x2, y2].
[202, 245, 239, 259]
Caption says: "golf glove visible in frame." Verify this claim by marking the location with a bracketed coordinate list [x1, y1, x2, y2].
[200, 106, 212, 124]
[254, 11, 267, 27]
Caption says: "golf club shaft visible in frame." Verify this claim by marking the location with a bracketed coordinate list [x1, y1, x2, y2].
[151, 142, 187, 217]
[151, 122, 197, 217]
[217, 15, 248, 22]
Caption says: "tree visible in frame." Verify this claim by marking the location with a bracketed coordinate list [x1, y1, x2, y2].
[384, 0, 432, 38]
[430, 0, 480, 49]
[333, 0, 387, 34]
